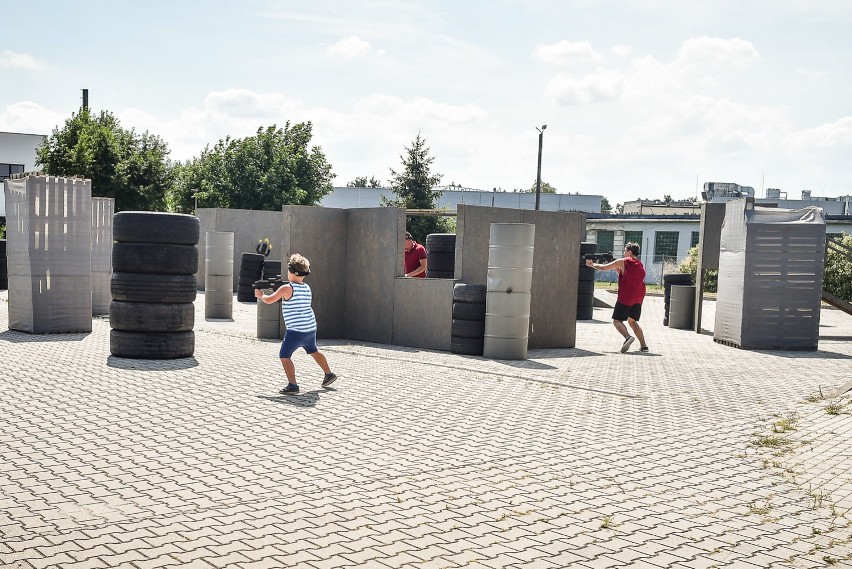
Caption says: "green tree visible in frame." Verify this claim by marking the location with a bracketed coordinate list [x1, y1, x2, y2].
[36, 108, 172, 212]
[824, 233, 852, 302]
[678, 246, 718, 292]
[381, 133, 450, 242]
[527, 181, 557, 193]
[601, 196, 612, 214]
[663, 194, 673, 205]
[168, 123, 334, 213]
[346, 176, 382, 188]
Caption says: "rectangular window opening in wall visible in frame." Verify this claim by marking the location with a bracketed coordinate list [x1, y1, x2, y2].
[596, 230, 614, 255]
[691, 231, 700, 248]
[624, 231, 643, 249]
[0, 163, 25, 180]
[654, 231, 679, 263]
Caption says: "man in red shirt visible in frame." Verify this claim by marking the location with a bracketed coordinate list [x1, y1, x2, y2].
[404, 231, 428, 278]
[586, 242, 648, 353]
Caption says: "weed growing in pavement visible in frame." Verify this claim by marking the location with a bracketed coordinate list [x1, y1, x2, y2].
[600, 515, 613, 529]
[772, 411, 798, 433]
[747, 499, 772, 515]
[753, 434, 791, 449]
[807, 486, 830, 510]
[824, 556, 839, 565]
[825, 401, 845, 415]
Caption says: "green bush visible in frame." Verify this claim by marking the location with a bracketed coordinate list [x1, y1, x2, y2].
[678, 246, 718, 292]
[0, 224, 5, 239]
[824, 233, 852, 302]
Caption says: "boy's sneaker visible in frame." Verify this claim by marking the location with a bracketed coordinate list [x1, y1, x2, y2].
[620, 336, 635, 353]
[322, 372, 338, 388]
[279, 383, 300, 395]
[640, 346, 649, 353]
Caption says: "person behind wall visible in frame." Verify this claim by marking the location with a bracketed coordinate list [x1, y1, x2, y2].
[403, 231, 428, 278]
[586, 242, 649, 353]
[254, 253, 338, 394]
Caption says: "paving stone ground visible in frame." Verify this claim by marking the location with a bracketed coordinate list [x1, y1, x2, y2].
[1, 289, 851, 569]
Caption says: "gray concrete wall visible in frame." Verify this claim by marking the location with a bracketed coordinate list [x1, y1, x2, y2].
[196, 208, 284, 290]
[455, 205, 584, 349]
[281, 206, 348, 339]
[343, 207, 402, 344]
[392, 277, 454, 351]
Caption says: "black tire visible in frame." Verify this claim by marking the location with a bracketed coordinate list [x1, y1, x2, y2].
[237, 295, 257, 303]
[663, 317, 669, 326]
[450, 335, 484, 356]
[241, 252, 265, 264]
[426, 270, 454, 279]
[577, 293, 594, 307]
[110, 330, 195, 359]
[238, 276, 257, 286]
[453, 283, 486, 303]
[427, 251, 455, 272]
[425, 233, 456, 253]
[576, 305, 595, 320]
[239, 268, 263, 280]
[452, 301, 486, 321]
[113, 212, 200, 245]
[113, 243, 198, 275]
[580, 242, 598, 255]
[237, 285, 255, 295]
[578, 280, 595, 295]
[663, 273, 693, 285]
[452, 318, 485, 338]
[111, 272, 197, 303]
[109, 301, 194, 332]
[578, 266, 596, 281]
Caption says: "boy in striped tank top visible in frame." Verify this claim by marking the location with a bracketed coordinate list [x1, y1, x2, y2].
[255, 253, 337, 394]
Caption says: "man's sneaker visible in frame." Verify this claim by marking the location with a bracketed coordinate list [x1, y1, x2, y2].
[279, 383, 300, 395]
[640, 346, 649, 353]
[620, 336, 635, 353]
[322, 372, 338, 388]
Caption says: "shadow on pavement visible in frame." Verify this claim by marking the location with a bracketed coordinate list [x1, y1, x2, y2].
[256, 391, 322, 408]
[0, 330, 90, 343]
[106, 356, 200, 370]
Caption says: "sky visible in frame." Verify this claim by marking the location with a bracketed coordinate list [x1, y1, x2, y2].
[2, 0, 852, 206]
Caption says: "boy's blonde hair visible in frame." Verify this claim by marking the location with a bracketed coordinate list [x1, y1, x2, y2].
[288, 253, 310, 275]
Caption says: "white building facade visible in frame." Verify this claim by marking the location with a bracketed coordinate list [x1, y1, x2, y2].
[1, 131, 46, 216]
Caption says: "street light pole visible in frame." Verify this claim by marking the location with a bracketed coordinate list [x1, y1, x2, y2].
[535, 124, 547, 210]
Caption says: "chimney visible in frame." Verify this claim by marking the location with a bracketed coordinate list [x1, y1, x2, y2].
[82, 89, 89, 110]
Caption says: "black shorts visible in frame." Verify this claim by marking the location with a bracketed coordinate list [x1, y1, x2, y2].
[612, 301, 642, 322]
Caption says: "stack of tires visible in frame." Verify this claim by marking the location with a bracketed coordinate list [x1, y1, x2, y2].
[663, 273, 693, 326]
[110, 212, 199, 359]
[425, 233, 456, 279]
[237, 253, 264, 302]
[0, 239, 7, 290]
[451, 283, 486, 355]
[263, 259, 282, 280]
[577, 242, 597, 320]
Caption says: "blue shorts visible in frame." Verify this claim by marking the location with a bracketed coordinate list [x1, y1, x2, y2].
[279, 330, 318, 358]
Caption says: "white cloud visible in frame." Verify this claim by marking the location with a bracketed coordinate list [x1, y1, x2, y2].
[0, 101, 64, 134]
[327, 36, 380, 59]
[611, 45, 633, 58]
[533, 40, 602, 65]
[0, 50, 42, 69]
[675, 37, 761, 70]
[545, 68, 627, 105]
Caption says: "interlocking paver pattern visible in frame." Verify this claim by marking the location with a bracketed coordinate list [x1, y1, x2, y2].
[1, 288, 851, 568]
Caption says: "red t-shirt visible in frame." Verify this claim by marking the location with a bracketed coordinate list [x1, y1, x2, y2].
[617, 256, 646, 305]
[405, 242, 427, 277]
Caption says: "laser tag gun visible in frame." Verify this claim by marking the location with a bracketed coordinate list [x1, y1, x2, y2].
[583, 252, 614, 264]
[252, 276, 287, 291]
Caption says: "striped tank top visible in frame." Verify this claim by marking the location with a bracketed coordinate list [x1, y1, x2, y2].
[282, 282, 317, 332]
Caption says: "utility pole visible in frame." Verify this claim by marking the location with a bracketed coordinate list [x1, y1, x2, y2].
[535, 125, 547, 210]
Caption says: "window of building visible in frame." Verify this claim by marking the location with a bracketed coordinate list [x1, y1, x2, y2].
[654, 231, 679, 263]
[624, 231, 643, 249]
[0, 163, 25, 180]
[596, 230, 614, 254]
[691, 231, 700, 248]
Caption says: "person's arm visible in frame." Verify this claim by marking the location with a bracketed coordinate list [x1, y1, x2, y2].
[407, 257, 427, 277]
[586, 258, 624, 272]
[255, 283, 292, 303]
